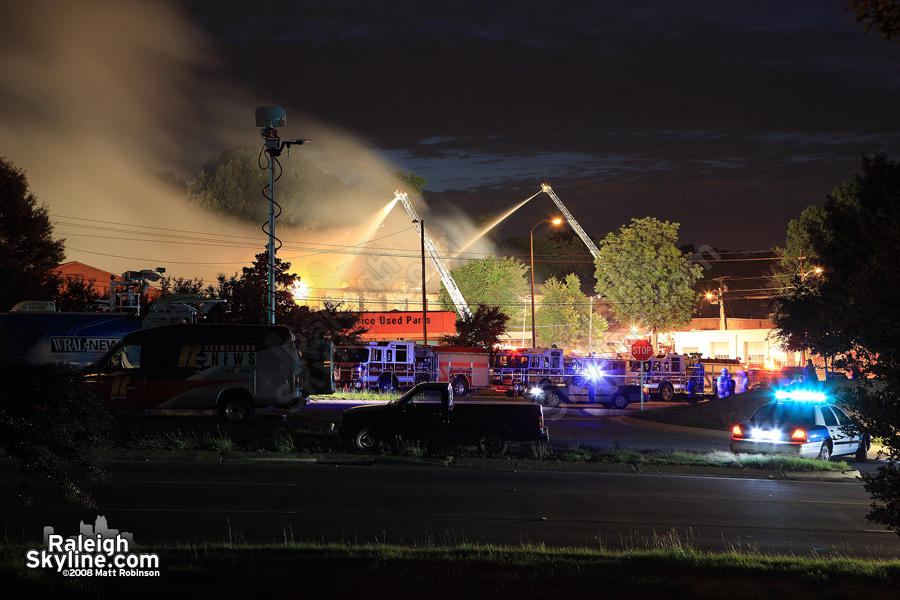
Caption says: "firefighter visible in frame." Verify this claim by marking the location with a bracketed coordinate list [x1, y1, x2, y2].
[717, 367, 734, 399]
[736, 368, 750, 394]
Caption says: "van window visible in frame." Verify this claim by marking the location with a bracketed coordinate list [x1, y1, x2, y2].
[110, 344, 141, 370]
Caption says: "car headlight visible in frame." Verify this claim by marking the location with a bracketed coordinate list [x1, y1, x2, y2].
[529, 387, 543, 396]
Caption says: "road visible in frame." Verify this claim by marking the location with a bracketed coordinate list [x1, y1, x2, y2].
[2, 459, 897, 558]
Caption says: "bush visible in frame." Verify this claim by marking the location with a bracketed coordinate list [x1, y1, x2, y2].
[0, 362, 111, 507]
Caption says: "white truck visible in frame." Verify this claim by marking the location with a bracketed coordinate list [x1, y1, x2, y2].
[346, 341, 489, 396]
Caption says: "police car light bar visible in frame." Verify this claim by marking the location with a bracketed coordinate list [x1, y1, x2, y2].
[774, 389, 826, 403]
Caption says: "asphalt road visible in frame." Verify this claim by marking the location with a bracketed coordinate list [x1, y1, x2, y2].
[300, 397, 888, 472]
[2, 458, 897, 559]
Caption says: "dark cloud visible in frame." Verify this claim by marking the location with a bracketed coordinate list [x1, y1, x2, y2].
[169, 2, 900, 248]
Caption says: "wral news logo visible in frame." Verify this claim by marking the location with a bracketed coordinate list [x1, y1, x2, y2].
[25, 516, 160, 577]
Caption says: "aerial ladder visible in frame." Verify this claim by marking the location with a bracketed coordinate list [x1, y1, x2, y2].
[539, 183, 601, 261]
[394, 191, 473, 319]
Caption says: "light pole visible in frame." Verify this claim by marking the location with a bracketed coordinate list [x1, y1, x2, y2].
[530, 217, 563, 348]
[412, 219, 427, 345]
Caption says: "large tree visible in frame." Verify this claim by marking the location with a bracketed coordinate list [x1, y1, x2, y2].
[186, 144, 350, 229]
[0, 156, 66, 311]
[594, 217, 701, 350]
[773, 154, 900, 536]
[437, 255, 528, 320]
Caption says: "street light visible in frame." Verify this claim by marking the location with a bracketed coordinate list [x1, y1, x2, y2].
[530, 217, 563, 348]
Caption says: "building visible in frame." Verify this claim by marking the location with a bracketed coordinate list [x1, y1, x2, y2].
[673, 318, 801, 369]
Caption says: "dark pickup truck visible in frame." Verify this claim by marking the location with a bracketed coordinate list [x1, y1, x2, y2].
[332, 382, 549, 456]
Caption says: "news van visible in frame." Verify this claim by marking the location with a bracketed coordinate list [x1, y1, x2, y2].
[82, 323, 312, 422]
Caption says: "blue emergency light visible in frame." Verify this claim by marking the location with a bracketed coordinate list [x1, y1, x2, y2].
[774, 389, 826, 403]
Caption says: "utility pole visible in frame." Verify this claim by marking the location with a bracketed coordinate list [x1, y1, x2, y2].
[714, 276, 728, 331]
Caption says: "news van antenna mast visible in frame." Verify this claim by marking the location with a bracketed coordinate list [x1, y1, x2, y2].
[394, 191, 473, 319]
[255, 107, 310, 325]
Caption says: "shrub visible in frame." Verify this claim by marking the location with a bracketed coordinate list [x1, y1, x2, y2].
[0, 362, 111, 507]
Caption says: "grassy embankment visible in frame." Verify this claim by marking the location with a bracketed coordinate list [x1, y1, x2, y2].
[4, 535, 900, 599]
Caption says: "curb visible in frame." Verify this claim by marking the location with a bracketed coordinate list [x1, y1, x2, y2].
[96, 450, 861, 481]
[615, 416, 733, 439]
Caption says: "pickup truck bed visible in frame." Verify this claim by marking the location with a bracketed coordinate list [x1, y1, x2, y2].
[332, 382, 549, 455]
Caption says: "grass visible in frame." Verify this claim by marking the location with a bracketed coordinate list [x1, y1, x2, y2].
[4, 535, 900, 599]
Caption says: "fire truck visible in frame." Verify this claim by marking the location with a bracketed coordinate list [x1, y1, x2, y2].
[490, 347, 574, 406]
[347, 341, 489, 396]
[637, 354, 744, 401]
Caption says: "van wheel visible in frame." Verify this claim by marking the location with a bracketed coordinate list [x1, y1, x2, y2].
[354, 426, 382, 451]
[219, 394, 254, 423]
[477, 431, 507, 456]
[452, 376, 469, 396]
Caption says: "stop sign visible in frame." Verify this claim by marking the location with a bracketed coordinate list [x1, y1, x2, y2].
[631, 340, 653, 362]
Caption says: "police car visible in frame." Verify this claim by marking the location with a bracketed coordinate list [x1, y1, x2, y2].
[730, 389, 869, 462]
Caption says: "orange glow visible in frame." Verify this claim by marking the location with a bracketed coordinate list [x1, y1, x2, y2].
[790, 428, 807, 441]
[292, 280, 310, 302]
[732, 425, 742, 436]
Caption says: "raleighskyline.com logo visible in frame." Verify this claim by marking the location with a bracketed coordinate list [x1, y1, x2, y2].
[25, 516, 160, 577]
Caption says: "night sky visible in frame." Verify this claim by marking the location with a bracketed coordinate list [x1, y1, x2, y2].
[2, 1, 899, 280]
[182, 0, 900, 250]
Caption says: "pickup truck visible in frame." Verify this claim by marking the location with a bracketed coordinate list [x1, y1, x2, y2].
[332, 382, 549, 456]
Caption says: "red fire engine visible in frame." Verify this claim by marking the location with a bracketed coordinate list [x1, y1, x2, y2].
[342, 341, 489, 396]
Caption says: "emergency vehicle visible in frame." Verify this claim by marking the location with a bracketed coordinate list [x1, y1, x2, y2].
[637, 353, 742, 401]
[346, 341, 489, 396]
[490, 347, 573, 405]
[82, 323, 321, 422]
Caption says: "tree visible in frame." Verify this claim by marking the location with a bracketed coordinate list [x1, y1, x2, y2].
[437, 255, 528, 320]
[594, 218, 701, 350]
[54, 277, 101, 312]
[440, 304, 509, 351]
[159, 276, 214, 297]
[500, 230, 598, 293]
[212, 251, 300, 325]
[846, 0, 900, 41]
[290, 301, 369, 346]
[773, 154, 900, 536]
[186, 144, 350, 229]
[392, 170, 426, 195]
[0, 156, 66, 311]
[0, 362, 111, 507]
[535, 274, 605, 348]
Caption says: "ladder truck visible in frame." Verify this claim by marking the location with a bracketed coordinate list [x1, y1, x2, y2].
[539, 184, 601, 260]
[394, 191, 473, 319]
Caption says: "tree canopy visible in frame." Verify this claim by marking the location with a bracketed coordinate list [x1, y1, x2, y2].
[0, 156, 66, 311]
[772, 153, 900, 535]
[535, 274, 604, 349]
[186, 144, 350, 229]
[440, 304, 510, 350]
[437, 255, 528, 320]
[594, 217, 701, 349]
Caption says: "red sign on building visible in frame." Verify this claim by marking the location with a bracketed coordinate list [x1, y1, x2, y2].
[357, 311, 457, 342]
